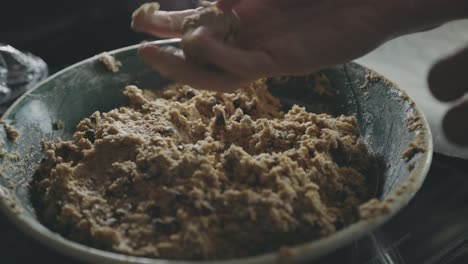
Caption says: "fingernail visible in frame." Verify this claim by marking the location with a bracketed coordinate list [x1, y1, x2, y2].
[132, 3, 166, 32]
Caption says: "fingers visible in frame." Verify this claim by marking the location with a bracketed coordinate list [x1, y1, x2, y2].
[182, 27, 278, 79]
[217, 0, 243, 11]
[138, 45, 248, 92]
[428, 46, 468, 102]
[132, 3, 199, 38]
[443, 101, 468, 146]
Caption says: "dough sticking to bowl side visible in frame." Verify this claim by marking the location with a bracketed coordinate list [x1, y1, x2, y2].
[1, 121, 20, 141]
[98, 52, 122, 73]
[32, 79, 376, 260]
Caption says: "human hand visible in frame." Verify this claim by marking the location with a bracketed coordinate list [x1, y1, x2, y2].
[429, 46, 468, 146]
[132, 0, 405, 91]
[132, 0, 468, 92]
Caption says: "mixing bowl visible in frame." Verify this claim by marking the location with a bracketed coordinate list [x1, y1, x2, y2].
[0, 39, 432, 263]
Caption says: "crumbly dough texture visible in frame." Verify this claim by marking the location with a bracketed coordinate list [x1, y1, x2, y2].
[52, 120, 65, 130]
[33, 80, 373, 260]
[98, 52, 122, 73]
[1, 121, 20, 141]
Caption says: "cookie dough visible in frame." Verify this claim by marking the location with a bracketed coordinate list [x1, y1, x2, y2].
[52, 120, 65, 130]
[1, 121, 20, 141]
[33, 79, 374, 260]
[98, 52, 122, 73]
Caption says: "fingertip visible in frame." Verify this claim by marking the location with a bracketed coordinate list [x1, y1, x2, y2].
[131, 2, 161, 33]
[138, 42, 249, 93]
[138, 45, 178, 78]
[132, 6, 197, 38]
[131, 12, 144, 32]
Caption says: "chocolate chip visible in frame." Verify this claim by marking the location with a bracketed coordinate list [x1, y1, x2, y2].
[84, 130, 95, 143]
[90, 116, 97, 124]
[148, 206, 161, 217]
[153, 217, 180, 234]
[233, 99, 241, 108]
[186, 89, 196, 99]
[174, 191, 188, 203]
[215, 115, 225, 126]
[162, 126, 175, 136]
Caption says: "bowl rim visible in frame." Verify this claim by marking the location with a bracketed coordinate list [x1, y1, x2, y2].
[0, 39, 433, 264]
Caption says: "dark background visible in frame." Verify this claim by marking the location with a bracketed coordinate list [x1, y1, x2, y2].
[0, 0, 198, 73]
[1, 1, 468, 264]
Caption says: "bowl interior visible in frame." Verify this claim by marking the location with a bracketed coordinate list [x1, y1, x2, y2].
[0, 40, 432, 264]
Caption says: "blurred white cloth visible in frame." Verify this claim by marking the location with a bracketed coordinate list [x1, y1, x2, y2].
[357, 20, 468, 160]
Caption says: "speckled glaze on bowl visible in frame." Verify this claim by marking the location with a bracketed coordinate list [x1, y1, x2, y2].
[0, 39, 432, 264]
